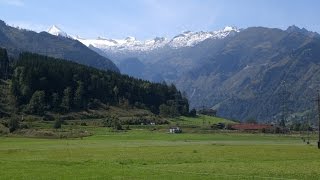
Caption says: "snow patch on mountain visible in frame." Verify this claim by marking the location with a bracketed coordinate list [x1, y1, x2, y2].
[75, 36, 169, 52]
[47, 25, 68, 37]
[47, 26, 240, 52]
[169, 26, 239, 48]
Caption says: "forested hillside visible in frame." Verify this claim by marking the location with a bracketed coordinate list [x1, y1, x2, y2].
[0, 20, 119, 72]
[0, 48, 189, 117]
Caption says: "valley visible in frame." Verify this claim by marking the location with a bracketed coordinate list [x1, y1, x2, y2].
[1, 2, 320, 177]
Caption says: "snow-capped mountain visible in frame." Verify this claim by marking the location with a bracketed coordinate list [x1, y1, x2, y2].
[47, 25, 68, 37]
[75, 26, 239, 51]
[75, 35, 169, 52]
[47, 26, 240, 52]
[168, 26, 239, 48]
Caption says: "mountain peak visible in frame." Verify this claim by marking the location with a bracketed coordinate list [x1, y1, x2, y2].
[286, 25, 319, 37]
[286, 25, 303, 32]
[125, 36, 136, 42]
[223, 26, 238, 32]
[97, 36, 108, 40]
[48, 25, 67, 37]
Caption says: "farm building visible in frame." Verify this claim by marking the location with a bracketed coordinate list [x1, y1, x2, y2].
[169, 127, 182, 133]
[231, 123, 273, 132]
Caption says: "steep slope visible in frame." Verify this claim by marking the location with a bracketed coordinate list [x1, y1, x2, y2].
[176, 27, 320, 121]
[0, 20, 119, 72]
[88, 25, 320, 122]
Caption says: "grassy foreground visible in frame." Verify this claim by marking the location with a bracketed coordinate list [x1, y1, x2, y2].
[1, 129, 320, 179]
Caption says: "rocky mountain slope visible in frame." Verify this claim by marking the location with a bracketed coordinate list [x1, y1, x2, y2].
[0, 20, 119, 72]
[49, 24, 320, 122]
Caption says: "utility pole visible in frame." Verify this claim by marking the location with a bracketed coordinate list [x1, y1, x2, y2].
[307, 113, 310, 144]
[280, 81, 288, 129]
[202, 105, 205, 126]
[317, 91, 320, 149]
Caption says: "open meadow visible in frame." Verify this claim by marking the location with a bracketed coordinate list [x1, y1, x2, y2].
[1, 126, 320, 180]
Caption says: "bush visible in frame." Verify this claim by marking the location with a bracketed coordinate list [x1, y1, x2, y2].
[53, 119, 63, 129]
[225, 124, 233, 130]
[20, 123, 29, 129]
[87, 99, 101, 109]
[103, 115, 122, 130]
[189, 108, 197, 117]
[8, 118, 20, 133]
[211, 123, 225, 129]
[80, 122, 87, 126]
[43, 114, 55, 121]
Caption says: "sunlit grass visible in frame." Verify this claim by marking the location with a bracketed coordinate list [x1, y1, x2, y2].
[1, 129, 319, 179]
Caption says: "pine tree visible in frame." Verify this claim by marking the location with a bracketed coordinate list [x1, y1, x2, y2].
[51, 93, 60, 111]
[0, 48, 9, 79]
[60, 87, 73, 112]
[27, 91, 46, 115]
[74, 81, 85, 109]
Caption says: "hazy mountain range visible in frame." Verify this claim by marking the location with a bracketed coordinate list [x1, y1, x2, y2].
[3, 18, 320, 122]
[50, 24, 320, 122]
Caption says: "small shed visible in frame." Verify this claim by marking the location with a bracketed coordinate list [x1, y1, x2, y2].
[169, 127, 182, 133]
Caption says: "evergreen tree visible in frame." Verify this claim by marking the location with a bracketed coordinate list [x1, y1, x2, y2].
[73, 81, 85, 109]
[61, 87, 73, 112]
[8, 117, 20, 133]
[51, 92, 60, 111]
[8, 52, 189, 115]
[0, 48, 9, 79]
[53, 118, 62, 129]
[189, 108, 197, 117]
[26, 91, 46, 115]
[159, 104, 170, 117]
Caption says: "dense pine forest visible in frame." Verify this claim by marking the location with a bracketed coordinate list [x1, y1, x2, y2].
[0, 47, 189, 118]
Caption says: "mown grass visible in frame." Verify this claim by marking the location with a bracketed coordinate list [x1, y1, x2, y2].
[1, 128, 320, 179]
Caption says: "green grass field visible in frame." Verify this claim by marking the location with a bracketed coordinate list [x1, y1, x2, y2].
[1, 128, 320, 180]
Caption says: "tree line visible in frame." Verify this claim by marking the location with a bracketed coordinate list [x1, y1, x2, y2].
[0, 48, 189, 117]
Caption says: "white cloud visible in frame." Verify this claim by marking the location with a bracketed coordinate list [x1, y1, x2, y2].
[0, 0, 24, 6]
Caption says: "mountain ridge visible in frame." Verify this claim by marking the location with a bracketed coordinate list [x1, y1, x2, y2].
[19, 21, 320, 122]
[0, 20, 119, 72]
[85, 25, 320, 122]
[47, 25, 240, 52]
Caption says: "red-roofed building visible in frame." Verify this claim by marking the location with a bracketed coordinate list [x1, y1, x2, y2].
[231, 123, 273, 132]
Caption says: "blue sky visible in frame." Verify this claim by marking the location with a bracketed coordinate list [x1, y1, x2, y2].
[0, 0, 319, 40]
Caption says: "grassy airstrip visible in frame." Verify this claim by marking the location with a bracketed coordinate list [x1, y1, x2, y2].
[1, 116, 320, 179]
